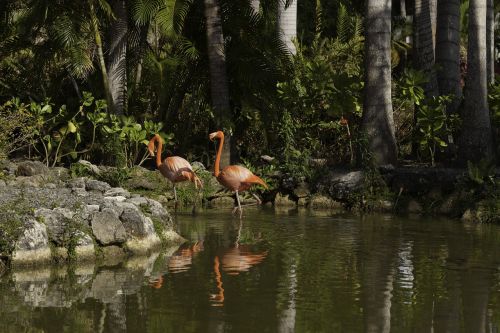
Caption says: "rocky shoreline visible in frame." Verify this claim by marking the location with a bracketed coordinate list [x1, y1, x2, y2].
[1, 159, 499, 270]
[0, 160, 185, 269]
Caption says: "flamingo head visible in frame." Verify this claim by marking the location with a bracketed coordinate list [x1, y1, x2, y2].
[148, 135, 160, 156]
[209, 131, 224, 141]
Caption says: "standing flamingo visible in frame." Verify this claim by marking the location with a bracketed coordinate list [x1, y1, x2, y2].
[209, 131, 268, 217]
[148, 134, 202, 205]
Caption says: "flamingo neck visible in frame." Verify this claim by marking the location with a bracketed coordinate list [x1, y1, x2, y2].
[155, 135, 163, 168]
[214, 134, 224, 177]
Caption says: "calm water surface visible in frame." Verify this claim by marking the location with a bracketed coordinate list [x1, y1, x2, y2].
[1, 208, 500, 332]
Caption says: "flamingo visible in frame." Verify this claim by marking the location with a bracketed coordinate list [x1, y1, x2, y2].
[209, 130, 268, 217]
[148, 134, 202, 205]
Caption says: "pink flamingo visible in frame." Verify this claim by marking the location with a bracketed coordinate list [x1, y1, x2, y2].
[148, 134, 202, 204]
[209, 131, 268, 217]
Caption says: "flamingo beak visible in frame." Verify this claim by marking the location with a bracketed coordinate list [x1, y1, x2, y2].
[148, 148, 155, 157]
[209, 132, 217, 141]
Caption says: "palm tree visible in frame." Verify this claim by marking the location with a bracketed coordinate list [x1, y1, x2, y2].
[436, 0, 461, 116]
[204, 0, 232, 166]
[459, 0, 493, 163]
[107, 0, 128, 115]
[413, 0, 439, 98]
[278, 0, 297, 55]
[251, 0, 260, 13]
[362, 0, 397, 165]
[486, 0, 494, 84]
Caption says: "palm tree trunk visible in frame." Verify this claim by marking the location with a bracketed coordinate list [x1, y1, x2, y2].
[400, 0, 406, 17]
[459, 0, 493, 163]
[278, 0, 297, 55]
[89, 0, 114, 113]
[414, 0, 439, 98]
[250, 0, 259, 13]
[436, 0, 462, 116]
[486, 0, 494, 84]
[362, 0, 397, 166]
[430, 0, 437, 48]
[107, 0, 128, 115]
[204, 0, 232, 166]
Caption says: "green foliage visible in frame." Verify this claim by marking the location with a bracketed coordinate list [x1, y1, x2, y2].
[0, 192, 31, 258]
[416, 96, 459, 165]
[268, 36, 364, 177]
[0, 98, 35, 159]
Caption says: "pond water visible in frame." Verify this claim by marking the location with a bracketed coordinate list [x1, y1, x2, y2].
[1, 207, 500, 332]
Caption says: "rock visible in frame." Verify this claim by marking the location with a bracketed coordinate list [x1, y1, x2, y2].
[91, 210, 127, 245]
[76, 160, 101, 175]
[104, 195, 127, 203]
[72, 187, 89, 197]
[104, 187, 131, 198]
[0, 159, 18, 175]
[85, 179, 111, 192]
[407, 200, 423, 214]
[293, 182, 310, 198]
[49, 167, 70, 181]
[81, 204, 100, 221]
[53, 207, 75, 220]
[15, 176, 42, 188]
[125, 177, 157, 190]
[125, 233, 161, 255]
[261, 155, 275, 163]
[146, 198, 171, 220]
[12, 218, 51, 266]
[120, 207, 156, 238]
[44, 183, 57, 189]
[309, 158, 328, 167]
[309, 195, 342, 209]
[297, 197, 308, 207]
[274, 193, 296, 207]
[325, 170, 365, 200]
[0, 179, 6, 187]
[127, 196, 149, 207]
[68, 177, 86, 189]
[74, 231, 95, 260]
[34, 208, 71, 245]
[461, 209, 476, 222]
[16, 161, 48, 177]
[191, 161, 206, 170]
[210, 196, 235, 207]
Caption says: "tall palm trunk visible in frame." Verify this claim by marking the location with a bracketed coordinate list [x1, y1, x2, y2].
[89, 0, 114, 112]
[204, 0, 232, 166]
[436, 0, 462, 116]
[107, 0, 128, 115]
[362, 0, 397, 165]
[414, 0, 439, 98]
[278, 0, 297, 55]
[250, 0, 259, 13]
[430, 0, 437, 48]
[459, 0, 493, 163]
[400, 0, 406, 17]
[486, 0, 494, 84]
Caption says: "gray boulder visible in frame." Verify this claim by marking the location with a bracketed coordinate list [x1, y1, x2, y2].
[16, 161, 48, 177]
[12, 218, 51, 265]
[85, 179, 111, 192]
[91, 209, 127, 245]
[120, 206, 156, 238]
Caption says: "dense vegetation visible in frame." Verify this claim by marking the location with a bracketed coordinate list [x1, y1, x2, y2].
[0, 0, 499, 179]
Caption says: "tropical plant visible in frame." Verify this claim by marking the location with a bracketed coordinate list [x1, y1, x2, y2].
[416, 95, 458, 165]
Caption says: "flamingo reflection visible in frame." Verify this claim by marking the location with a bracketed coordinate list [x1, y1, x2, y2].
[210, 245, 268, 307]
[148, 241, 205, 289]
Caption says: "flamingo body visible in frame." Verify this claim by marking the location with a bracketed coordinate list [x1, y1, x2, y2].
[209, 131, 267, 217]
[148, 134, 202, 203]
[216, 165, 267, 192]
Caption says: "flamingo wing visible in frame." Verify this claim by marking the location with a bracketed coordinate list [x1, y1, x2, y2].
[159, 156, 194, 183]
[219, 165, 267, 191]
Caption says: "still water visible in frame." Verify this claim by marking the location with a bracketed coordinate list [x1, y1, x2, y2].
[1, 208, 500, 332]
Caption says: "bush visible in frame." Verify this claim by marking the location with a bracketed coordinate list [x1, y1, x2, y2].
[0, 98, 35, 159]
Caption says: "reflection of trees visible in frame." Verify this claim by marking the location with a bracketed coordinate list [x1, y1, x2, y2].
[359, 216, 399, 333]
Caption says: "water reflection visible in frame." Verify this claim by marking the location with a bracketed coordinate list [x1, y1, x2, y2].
[1, 210, 500, 332]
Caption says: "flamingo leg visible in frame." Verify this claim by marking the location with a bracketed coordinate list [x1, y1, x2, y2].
[173, 185, 179, 211]
[238, 193, 262, 208]
[234, 190, 242, 219]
